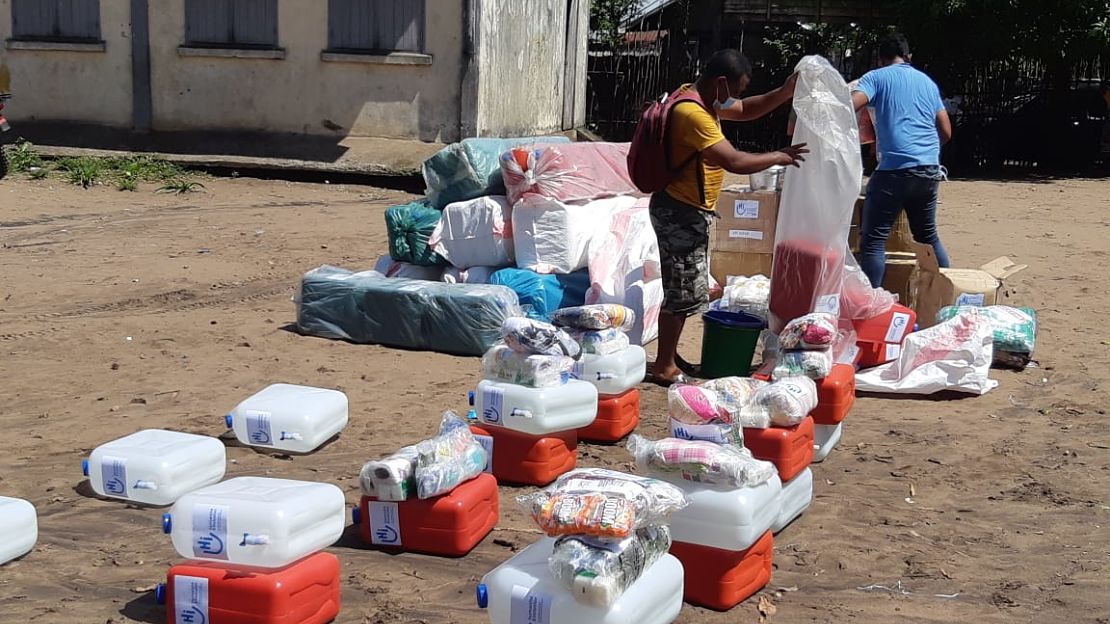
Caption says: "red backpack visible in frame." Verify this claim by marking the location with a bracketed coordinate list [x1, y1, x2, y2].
[627, 87, 711, 195]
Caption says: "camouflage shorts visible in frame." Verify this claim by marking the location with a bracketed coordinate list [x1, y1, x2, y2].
[649, 192, 712, 316]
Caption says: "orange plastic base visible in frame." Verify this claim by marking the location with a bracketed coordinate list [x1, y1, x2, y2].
[743, 417, 815, 482]
[852, 303, 916, 344]
[670, 532, 774, 611]
[165, 552, 340, 624]
[470, 425, 576, 486]
[579, 388, 640, 443]
[812, 364, 856, 425]
[357, 473, 498, 557]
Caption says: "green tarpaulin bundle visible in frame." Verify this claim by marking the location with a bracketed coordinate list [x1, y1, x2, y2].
[385, 200, 445, 266]
[937, 305, 1037, 368]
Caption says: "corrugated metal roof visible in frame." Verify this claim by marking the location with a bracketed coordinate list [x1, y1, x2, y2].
[625, 0, 685, 24]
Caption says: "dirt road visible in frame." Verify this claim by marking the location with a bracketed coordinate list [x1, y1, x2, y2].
[0, 174, 1107, 623]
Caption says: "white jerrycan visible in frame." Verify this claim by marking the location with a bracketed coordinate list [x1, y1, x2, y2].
[661, 472, 783, 552]
[472, 379, 597, 435]
[478, 537, 684, 624]
[812, 422, 843, 463]
[572, 345, 647, 396]
[162, 477, 344, 568]
[225, 384, 348, 453]
[772, 467, 813, 533]
[0, 497, 37, 565]
[84, 429, 226, 506]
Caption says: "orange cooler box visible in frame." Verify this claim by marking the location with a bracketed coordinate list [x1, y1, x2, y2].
[354, 472, 498, 557]
[743, 417, 815, 482]
[811, 364, 856, 425]
[578, 388, 640, 443]
[159, 552, 340, 624]
[852, 303, 916, 345]
[670, 531, 773, 611]
[470, 425, 576, 486]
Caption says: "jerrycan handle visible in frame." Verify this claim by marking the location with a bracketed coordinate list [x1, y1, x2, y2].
[133, 480, 158, 490]
[510, 408, 532, 419]
[279, 431, 303, 441]
[240, 533, 270, 546]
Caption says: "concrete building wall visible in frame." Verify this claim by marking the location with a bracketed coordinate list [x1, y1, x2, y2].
[0, 0, 133, 127]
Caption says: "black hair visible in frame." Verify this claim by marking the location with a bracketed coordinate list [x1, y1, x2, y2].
[702, 49, 752, 82]
[878, 34, 911, 61]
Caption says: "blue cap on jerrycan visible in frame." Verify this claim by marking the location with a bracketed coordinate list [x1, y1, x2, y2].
[225, 414, 233, 429]
[162, 513, 172, 534]
[155, 584, 166, 605]
[82, 459, 89, 477]
[466, 409, 478, 422]
[468, 391, 475, 406]
[476, 583, 489, 608]
[351, 506, 361, 525]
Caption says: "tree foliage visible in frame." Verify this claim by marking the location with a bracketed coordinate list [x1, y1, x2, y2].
[591, 0, 641, 48]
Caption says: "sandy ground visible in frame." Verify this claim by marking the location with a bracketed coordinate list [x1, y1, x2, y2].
[0, 173, 1108, 624]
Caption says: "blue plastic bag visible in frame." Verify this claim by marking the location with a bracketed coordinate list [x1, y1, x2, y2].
[490, 268, 590, 321]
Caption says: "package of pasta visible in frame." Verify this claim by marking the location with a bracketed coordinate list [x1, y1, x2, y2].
[552, 304, 636, 332]
[771, 349, 834, 381]
[501, 316, 582, 359]
[627, 435, 777, 488]
[752, 377, 818, 426]
[569, 328, 631, 356]
[779, 312, 839, 350]
[549, 526, 671, 608]
[667, 384, 731, 426]
[481, 344, 574, 387]
[518, 468, 687, 539]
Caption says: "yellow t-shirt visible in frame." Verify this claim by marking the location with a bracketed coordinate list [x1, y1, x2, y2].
[664, 91, 726, 212]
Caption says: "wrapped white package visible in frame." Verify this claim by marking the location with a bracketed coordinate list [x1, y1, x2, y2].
[856, 312, 998, 395]
[752, 377, 818, 426]
[585, 201, 664, 345]
[442, 266, 498, 284]
[720, 275, 771, 320]
[430, 196, 514, 269]
[513, 195, 638, 275]
[373, 255, 444, 281]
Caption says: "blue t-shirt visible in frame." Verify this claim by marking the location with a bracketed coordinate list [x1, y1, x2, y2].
[855, 63, 945, 171]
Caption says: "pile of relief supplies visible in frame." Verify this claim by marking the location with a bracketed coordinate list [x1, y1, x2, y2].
[296, 136, 664, 356]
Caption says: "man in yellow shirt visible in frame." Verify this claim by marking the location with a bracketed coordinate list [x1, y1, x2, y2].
[650, 49, 807, 385]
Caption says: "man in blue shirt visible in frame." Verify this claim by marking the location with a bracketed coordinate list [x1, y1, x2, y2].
[852, 34, 953, 287]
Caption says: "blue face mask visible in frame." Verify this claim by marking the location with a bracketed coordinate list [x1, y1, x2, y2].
[714, 80, 740, 111]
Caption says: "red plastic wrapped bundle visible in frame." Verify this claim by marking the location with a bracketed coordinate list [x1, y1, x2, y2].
[769, 240, 844, 332]
[500, 142, 641, 206]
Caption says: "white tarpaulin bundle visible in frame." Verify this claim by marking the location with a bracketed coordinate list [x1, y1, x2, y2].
[513, 195, 639, 275]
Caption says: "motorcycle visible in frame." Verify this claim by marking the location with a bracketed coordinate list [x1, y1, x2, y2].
[0, 62, 11, 179]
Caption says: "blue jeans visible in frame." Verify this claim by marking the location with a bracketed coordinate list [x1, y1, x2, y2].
[859, 165, 951, 286]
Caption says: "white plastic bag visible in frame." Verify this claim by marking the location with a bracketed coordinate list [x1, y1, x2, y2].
[752, 377, 818, 426]
[500, 142, 641, 205]
[769, 55, 862, 331]
[856, 312, 998, 395]
[840, 253, 897, 319]
[720, 275, 771, 319]
[514, 195, 634, 274]
[430, 196, 514, 269]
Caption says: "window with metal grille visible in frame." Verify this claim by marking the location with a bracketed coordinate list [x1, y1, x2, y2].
[184, 0, 278, 48]
[11, 0, 101, 42]
[327, 0, 425, 53]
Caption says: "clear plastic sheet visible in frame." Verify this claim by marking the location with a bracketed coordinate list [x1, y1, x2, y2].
[501, 317, 582, 359]
[429, 195, 515, 269]
[769, 55, 863, 331]
[667, 384, 732, 425]
[518, 468, 688, 539]
[422, 136, 570, 209]
[627, 435, 777, 488]
[500, 142, 641, 206]
[840, 254, 897, 319]
[481, 344, 574, 387]
[752, 377, 819, 427]
[569, 328, 631, 356]
[549, 526, 671, 608]
[385, 200, 446, 266]
[295, 265, 522, 357]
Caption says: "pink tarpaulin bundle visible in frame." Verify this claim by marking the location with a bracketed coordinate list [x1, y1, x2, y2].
[500, 142, 642, 206]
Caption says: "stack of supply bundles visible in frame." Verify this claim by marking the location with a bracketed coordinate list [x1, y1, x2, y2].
[500, 142, 640, 206]
[423, 136, 571, 210]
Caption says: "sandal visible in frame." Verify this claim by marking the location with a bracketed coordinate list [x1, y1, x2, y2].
[645, 372, 690, 388]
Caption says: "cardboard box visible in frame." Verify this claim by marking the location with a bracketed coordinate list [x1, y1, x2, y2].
[882, 252, 917, 305]
[849, 195, 915, 254]
[909, 242, 1027, 328]
[710, 250, 774, 287]
[712, 188, 780, 254]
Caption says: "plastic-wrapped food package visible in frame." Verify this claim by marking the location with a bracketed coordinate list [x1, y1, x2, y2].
[481, 344, 574, 387]
[429, 196, 514, 269]
[668, 384, 731, 425]
[501, 317, 582, 359]
[489, 268, 590, 321]
[779, 313, 839, 350]
[373, 255, 444, 281]
[514, 195, 636, 275]
[627, 435, 777, 488]
[295, 265, 521, 356]
[700, 377, 769, 426]
[385, 200, 446, 266]
[769, 56, 862, 331]
[359, 412, 487, 501]
[549, 526, 671, 608]
[441, 266, 498, 285]
[423, 136, 571, 209]
[936, 306, 1036, 368]
[840, 254, 897, 319]
[585, 201, 664, 345]
[772, 349, 834, 381]
[500, 142, 641, 206]
[518, 468, 688, 539]
[669, 418, 746, 447]
[752, 377, 819, 426]
[569, 328, 631, 356]
[552, 304, 636, 332]
[720, 275, 771, 320]
[413, 412, 488, 499]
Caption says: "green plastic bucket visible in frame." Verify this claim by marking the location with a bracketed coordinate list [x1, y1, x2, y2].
[700, 309, 767, 379]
